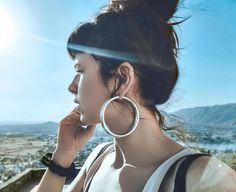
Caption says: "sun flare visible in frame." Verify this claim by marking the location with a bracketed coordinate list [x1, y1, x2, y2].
[0, 5, 18, 55]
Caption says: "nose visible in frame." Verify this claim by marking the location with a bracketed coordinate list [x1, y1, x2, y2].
[68, 83, 76, 95]
[68, 76, 78, 95]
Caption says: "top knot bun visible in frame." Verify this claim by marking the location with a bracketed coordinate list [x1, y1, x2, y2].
[109, 0, 179, 22]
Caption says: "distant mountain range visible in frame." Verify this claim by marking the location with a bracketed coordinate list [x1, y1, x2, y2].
[0, 121, 58, 135]
[0, 121, 106, 136]
[172, 103, 236, 127]
[0, 103, 235, 134]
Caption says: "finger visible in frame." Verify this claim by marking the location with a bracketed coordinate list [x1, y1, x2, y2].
[68, 107, 95, 128]
[69, 112, 90, 128]
[68, 112, 82, 123]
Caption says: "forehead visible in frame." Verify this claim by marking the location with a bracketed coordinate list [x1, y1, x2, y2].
[74, 53, 99, 69]
[74, 53, 94, 65]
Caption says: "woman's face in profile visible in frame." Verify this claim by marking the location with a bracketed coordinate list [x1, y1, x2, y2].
[68, 53, 113, 126]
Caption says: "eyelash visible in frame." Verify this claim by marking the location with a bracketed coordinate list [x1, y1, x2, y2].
[76, 70, 83, 74]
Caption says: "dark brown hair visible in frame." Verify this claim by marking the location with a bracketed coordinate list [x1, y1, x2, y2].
[67, 0, 189, 132]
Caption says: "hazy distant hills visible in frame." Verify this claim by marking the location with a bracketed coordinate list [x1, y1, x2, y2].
[173, 103, 236, 127]
[0, 121, 107, 136]
[0, 121, 58, 135]
[0, 103, 235, 135]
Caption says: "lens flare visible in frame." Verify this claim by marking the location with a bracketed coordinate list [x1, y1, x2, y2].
[0, 5, 18, 56]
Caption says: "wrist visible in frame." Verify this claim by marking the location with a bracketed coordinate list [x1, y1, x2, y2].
[52, 151, 76, 168]
[40, 152, 77, 178]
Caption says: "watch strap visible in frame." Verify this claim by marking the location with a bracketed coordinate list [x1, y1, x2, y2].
[40, 153, 76, 177]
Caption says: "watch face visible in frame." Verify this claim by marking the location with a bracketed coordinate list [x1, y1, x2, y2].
[40, 153, 53, 166]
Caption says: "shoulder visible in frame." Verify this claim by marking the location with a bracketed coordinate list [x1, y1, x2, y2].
[186, 155, 236, 192]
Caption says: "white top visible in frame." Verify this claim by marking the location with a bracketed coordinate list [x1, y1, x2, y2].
[65, 142, 196, 192]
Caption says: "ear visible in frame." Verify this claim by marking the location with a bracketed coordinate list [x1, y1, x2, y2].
[115, 62, 135, 100]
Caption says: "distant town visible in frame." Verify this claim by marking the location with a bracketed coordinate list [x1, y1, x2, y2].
[0, 133, 112, 186]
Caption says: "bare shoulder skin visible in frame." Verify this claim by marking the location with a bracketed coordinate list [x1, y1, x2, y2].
[159, 156, 236, 192]
[186, 156, 236, 192]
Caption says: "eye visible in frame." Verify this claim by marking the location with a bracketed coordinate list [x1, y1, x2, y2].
[76, 70, 83, 74]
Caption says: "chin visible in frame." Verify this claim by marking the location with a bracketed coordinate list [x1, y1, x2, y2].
[80, 113, 100, 126]
[79, 114, 88, 126]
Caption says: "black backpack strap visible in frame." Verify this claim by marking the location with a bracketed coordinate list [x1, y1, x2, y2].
[173, 153, 211, 192]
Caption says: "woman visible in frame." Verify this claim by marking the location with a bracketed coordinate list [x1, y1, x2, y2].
[35, 0, 236, 191]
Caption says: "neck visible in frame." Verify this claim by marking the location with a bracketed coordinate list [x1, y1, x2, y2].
[108, 105, 184, 169]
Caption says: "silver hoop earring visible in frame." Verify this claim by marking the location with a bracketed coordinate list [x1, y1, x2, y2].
[100, 96, 140, 138]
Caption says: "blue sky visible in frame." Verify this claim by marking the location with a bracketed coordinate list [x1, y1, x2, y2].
[0, 0, 235, 123]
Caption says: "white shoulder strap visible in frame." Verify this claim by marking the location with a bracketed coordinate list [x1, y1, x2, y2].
[83, 142, 114, 192]
[84, 142, 112, 173]
[142, 148, 194, 192]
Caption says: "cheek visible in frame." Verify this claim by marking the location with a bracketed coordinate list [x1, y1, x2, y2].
[79, 72, 109, 123]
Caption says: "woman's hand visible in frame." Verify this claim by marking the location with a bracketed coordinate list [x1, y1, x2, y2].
[52, 107, 96, 166]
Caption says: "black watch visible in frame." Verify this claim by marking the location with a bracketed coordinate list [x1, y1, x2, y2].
[40, 153, 76, 177]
